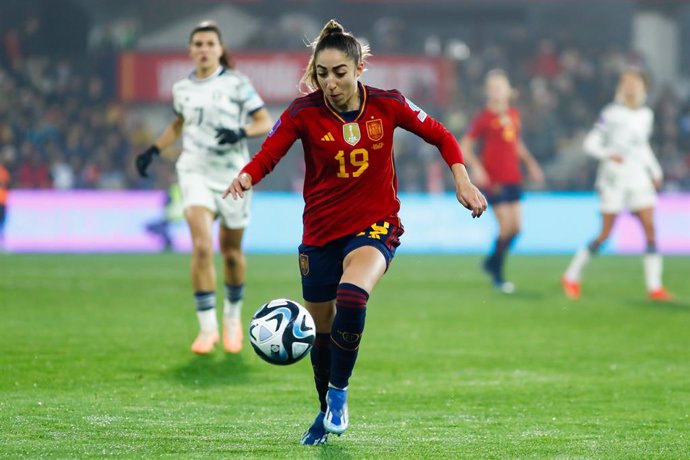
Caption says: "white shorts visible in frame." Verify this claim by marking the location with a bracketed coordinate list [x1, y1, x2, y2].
[178, 172, 251, 229]
[598, 184, 656, 214]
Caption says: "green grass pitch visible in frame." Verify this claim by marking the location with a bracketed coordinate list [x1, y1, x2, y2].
[1, 253, 689, 458]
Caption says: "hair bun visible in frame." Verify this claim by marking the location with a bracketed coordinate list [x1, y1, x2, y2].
[324, 19, 344, 35]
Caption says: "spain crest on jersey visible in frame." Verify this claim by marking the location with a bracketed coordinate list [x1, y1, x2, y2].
[343, 123, 361, 146]
[366, 119, 384, 141]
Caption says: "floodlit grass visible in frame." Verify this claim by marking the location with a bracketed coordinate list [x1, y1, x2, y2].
[1, 253, 689, 458]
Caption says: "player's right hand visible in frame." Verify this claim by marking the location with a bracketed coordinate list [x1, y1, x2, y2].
[135, 145, 160, 178]
[223, 172, 253, 200]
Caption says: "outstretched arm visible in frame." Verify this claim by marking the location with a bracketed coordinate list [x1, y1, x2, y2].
[135, 116, 183, 177]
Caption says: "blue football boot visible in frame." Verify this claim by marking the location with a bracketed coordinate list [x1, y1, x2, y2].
[323, 387, 348, 435]
[300, 411, 328, 445]
[482, 258, 515, 293]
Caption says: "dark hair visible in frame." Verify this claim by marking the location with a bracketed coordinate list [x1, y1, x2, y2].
[189, 20, 234, 69]
[300, 19, 370, 92]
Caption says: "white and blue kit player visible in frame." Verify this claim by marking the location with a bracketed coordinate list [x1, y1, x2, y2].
[585, 102, 661, 214]
[562, 67, 673, 301]
[173, 64, 264, 230]
[136, 21, 273, 353]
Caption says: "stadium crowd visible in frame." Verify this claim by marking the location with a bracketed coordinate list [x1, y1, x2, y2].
[1, 12, 689, 193]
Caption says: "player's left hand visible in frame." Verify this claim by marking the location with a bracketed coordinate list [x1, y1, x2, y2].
[215, 127, 247, 145]
[456, 182, 487, 218]
[223, 172, 253, 200]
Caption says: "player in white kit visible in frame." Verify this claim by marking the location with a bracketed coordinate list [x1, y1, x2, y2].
[136, 21, 273, 353]
[562, 67, 673, 302]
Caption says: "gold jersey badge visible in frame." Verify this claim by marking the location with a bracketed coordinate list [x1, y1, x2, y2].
[342, 123, 361, 146]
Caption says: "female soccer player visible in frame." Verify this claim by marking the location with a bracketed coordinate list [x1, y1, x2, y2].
[562, 67, 673, 301]
[459, 69, 544, 293]
[135, 21, 273, 354]
[224, 19, 486, 445]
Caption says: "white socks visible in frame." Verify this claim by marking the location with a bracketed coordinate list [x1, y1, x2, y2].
[565, 247, 664, 293]
[197, 308, 218, 333]
[643, 253, 663, 292]
[224, 299, 242, 320]
[565, 247, 591, 282]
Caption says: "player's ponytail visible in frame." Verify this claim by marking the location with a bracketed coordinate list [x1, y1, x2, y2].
[300, 19, 371, 93]
[189, 20, 235, 70]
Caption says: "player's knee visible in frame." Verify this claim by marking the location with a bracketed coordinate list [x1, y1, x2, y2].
[223, 248, 243, 268]
[192, 241, 213, 262]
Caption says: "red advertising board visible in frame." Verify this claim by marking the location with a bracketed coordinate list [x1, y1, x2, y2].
[118, 52, 454, 106]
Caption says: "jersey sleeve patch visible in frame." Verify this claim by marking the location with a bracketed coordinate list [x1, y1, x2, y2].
[405, 97, 427, 122]
[268, 118, 281, 137]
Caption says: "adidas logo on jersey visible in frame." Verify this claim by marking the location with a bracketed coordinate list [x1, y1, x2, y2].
[321, 132, 335, 142]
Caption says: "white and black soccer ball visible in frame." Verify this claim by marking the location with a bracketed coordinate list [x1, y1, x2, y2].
[248, 298, 316, 365]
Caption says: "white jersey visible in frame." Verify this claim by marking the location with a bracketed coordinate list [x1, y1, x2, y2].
[172, 66, 264, 191]
[583, 102, 662, 190]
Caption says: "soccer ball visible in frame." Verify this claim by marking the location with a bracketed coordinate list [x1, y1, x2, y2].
[248, 298, 316, 365]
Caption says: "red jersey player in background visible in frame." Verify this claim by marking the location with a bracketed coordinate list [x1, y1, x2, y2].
[460, 69, 544, 293]
[225, 19, 486, 445]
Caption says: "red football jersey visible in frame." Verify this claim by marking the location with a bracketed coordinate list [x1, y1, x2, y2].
[466, 107, 522, 185]
[242, 83, 464, 246]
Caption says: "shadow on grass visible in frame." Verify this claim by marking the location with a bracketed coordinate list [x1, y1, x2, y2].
[627, 297, 690, 312]
[317, 442, 354, 459]
[505, 289, 546, 300]
[167, 353, 256, 388]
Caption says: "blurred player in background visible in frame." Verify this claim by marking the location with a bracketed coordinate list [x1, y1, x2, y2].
[562, 68, 674, 301]
[460, 69, 544, 293]
[135, 21, 273, 354]
[145, 181, 184, 252]
[225, 19, 486, 445]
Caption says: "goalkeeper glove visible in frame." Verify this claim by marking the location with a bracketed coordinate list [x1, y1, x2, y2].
[135, 145, 160, 178]
[215, 127, 246, 145]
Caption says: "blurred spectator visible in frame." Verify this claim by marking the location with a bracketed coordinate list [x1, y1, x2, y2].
[17, 142, 51, 188]
[0, 159, 9, 250]
[531, 39, 560, 81]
